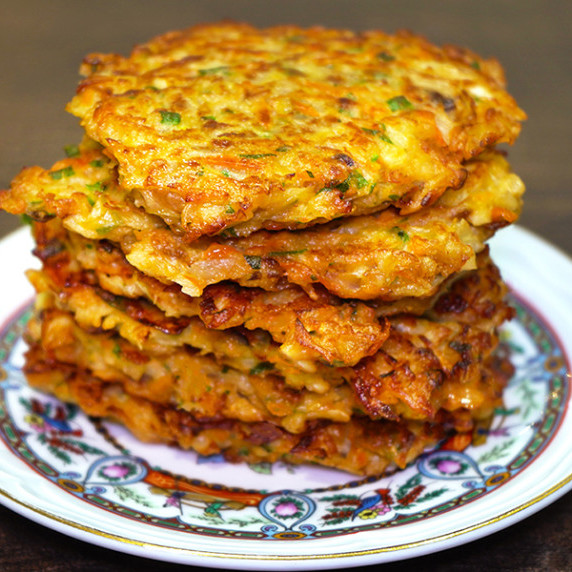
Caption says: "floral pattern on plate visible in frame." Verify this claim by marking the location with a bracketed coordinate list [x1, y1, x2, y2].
[0, 293, 568, 542]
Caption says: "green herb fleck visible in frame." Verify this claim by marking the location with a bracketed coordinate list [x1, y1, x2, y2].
[90, 159, 104, 168]
[387, 95, 413, 112]
[96, 226, 115, 236]
[377, 51, 395, 62]
[470, 61, 481, 71]
[275, 145, 291, 152]
[362, 126, 393, 144]
[20, 214, 34, 226]
[112, 343, 122, 357]
[199, 66, 230, 76]
[86, 181, 105, 192]
[49, 166, 75, 180]
[238, 153, 277, 159]
[201, 115, 216, 121]
[64, 144, 80, 158]
[392, 226, 410, 242]
[225, 204, 235, 214]
[334, 180, 350, 193]
[306, 170, 314, 178]
[268, 249, 307, 257]
[352, 171, 368, 189]
[250, 361, 275, 376]
[220, 227, 237, 238]
[159, 110, 181, 125]
[244, 255, 262, 270]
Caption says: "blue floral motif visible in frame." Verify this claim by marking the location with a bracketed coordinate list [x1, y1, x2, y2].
[259, 491, 317, 539]
[0, 296, 568, 540]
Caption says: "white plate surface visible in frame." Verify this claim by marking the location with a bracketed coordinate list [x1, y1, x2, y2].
[0, 225, 570, 570]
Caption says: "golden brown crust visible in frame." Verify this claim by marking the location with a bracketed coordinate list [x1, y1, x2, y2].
[27, 222, 512, 423]
[30, 218, 389, 369]
[24, 353, 486, 476]
[66, 22, 525, 239]
[1, 147, 523, 300]
[1, 22, 524, 476]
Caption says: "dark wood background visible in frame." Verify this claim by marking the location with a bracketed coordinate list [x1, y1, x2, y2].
[0, 1, 570, 570]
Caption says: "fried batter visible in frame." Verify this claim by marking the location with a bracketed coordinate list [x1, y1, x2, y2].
[0, 22, 524, 476]
[24, 356, 453, 476]
[1, 147, 523, 300]
[67, 22, 525, 238]
[31, 217, 389, 369]
[28, 229, 512, 422]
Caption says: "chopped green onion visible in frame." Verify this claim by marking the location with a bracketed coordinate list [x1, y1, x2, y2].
[86, 181, 105, 191]
[198, 66, 229, 76]
[377, 51, 395, 62]
[250, 361, 275, 375]
[244, 255, 262, 270]
[379, 133, 393, 144]
[392, 226, 410, 242]
[159, 110, 181, 125]
[361, 127, 393, 144]
[353, 171, 368, 189]
[64, 144, 80, 158]
[96, 226, 115, 236]
[49, 166, 75, 180]
[268, 249, 307, 257]
[238, 153, 277, 159]
[220, 227, 237, 238]
[387, 95, 413, 112]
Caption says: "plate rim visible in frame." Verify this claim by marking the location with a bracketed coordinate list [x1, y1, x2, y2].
[0, 224, 571, 570]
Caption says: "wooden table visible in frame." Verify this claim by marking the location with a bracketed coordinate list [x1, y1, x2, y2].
[1, 1, 570, 570]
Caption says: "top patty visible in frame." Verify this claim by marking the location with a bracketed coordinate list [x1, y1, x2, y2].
[0, 145, 523, 301]
[67, 22, 525, 239]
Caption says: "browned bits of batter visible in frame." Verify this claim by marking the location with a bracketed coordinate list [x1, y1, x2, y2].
[1, 146, 523, 300]
[1, 22, 525, 475]
[67, 22, 525, 239]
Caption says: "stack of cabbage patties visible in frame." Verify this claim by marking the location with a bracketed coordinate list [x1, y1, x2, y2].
[0, 23, 526, 476]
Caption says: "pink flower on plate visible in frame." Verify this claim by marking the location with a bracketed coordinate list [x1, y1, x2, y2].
[436, 458, 464, 475]
[102, 463, 132, 479]
[274, 501, 299, 517]
[374, 503, 391, 516]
